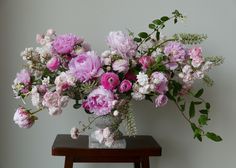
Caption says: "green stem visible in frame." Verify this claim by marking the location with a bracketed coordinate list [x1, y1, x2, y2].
[31, 108, 43, 114]
[80, 115, 104, 132]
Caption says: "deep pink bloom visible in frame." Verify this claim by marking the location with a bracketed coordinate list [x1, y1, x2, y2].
[119, 80, 132, 93]
[46, 57, 60, 72]
[188, 47, 204, 67]
[106, 31, 137, 58]
[52, 34, 83, 54]
[155, 95, 168, 107]
[138, 55, 154, 70]
[13, 107, 35, 128]
[84, 86, 115, 116]
[124, 71, 137, 81]
[69, 51, 103, 82]
[14, 69, 31, 85]
[101, 72, 120, 90]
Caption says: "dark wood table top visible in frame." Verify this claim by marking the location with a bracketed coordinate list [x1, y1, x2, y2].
[52, 134, 162, 157]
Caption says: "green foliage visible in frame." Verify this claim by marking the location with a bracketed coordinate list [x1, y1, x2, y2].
[206, 132, 222, 142]
[189, 101, 195, 118]
[80, 80, 98, 95]
[203, 75, 214, 87]
[173, 33, 208, 44]
[205, 56, 224, 66]
[194, 88, 204, 98]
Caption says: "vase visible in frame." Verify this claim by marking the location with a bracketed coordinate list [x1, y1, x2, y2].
[89, 115, 126, 148]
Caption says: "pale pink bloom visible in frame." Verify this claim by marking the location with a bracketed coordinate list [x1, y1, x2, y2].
[112, 59, 129, 73]
[155, 82, 168, 94]
[182, 65, 193, 74]
[46, 29, 55, 36]
[119, 79, 132, 93]
[137, 72, 149, 86]
[103, 57, 112, 65]
[31, 86, 42, 108]
[193, 70, 204, 79]
[104, 134, 114, 147]
[201, 61, 213, 72]
[69, 51, 103, 82]
[131, 92, 145, 101]
[138, 55, 154, 70]
[189, 47, 204, 68]
[46, 57, 60, 72]
[100, 72, 120, 90]
[165, 62, 178, 70]
[14, 69, 31, 85]
[183, 73, 194, 84]
[155, 95, 168, 107]
[151, 72, 168, 84]
[106, 31, 137, 58]
[84, 86, 115, 116]
[70, 127, 79, 139]
[179, 83, 192, 96]
[13, 107, 35, 128]
[54, 72, 76, 92]
[42, 91, 69, 115]
[94, 129, 104, 143]
[103, 127, 111, 139]
[138, 85, 151, 94]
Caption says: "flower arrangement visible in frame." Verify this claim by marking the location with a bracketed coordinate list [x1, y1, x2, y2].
[12, 10, 223, 146]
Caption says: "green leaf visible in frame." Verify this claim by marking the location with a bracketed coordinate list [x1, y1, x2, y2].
[155, 31, 160, 41]
[161, 16, 169, 21]
[145, 95, 153, 103]
[199, 109, 208, 114]
[198, 114, 209, 125]
[138, 32, 149, 38]
[194, 101, 202, 105]
[153, 19, 162, 25]
[191, 123, 197, 132]
[180, 103, 186, 112]
[189, 101, 195, 118]
[206, 102, 211, 109]
[134, 37, 142, 42]
[148, 24, 156, 29]
[195, 88, 204, 98]
[206, 132, 222, 142]
[166, 91, 176, 102]
[174, 18, 178, 24]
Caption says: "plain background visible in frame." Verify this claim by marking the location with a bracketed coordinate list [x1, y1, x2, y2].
[0, 0, 236, 168]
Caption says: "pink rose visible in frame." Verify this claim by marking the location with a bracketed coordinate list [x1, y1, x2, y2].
[83, 86, 115, 116]
[42, 91, 69, 115]
[119, 79, 132, 93]
[188, 47, 204, 67]
[13, 107, 35, 128]
[138, 55, 154, 70]
[100, 72, 120, 90]
[112, 59, 129, 73]
[69, 51, 103, 82]
[46, 57, 60, 72]
[155, 95, 168, 107]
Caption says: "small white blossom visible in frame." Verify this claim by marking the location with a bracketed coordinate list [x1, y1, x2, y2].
[131, 92, 145, 101]
[42, 76, 50, 85]
[113, 110, 119, 116]
[137, 72, 149, 86]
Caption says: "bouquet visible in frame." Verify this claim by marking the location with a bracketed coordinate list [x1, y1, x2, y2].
[12, 10, 223, 147]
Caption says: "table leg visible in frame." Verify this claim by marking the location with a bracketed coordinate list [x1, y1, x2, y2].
[134, 162, 140, 168]
[141, 157, 150, 168]
[64, 156, 73, 168]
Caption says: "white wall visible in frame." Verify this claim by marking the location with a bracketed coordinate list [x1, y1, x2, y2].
[0, 0, 236, 168]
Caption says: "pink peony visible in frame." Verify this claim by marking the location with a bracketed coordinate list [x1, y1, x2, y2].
[106, 31, 137, 58]
[69, 51, 103, 82]
[119, 79, 132, 93]
[138, 55, 154, 70]
[14, 69, 31, 85]
[155, 94, 168, 107]
[42, 91, 69, 115]
[164, 42, 187, 68]
[83, 86, 115, 116]
[52, 34, 83, 54]
[151, 72, 168, 94]
[13, 107, 35, 128]
[100, 72, 120, 90]
[112, 59, 129, 73]
[46, 57, 60, 72]
[188, 47, 204, 67]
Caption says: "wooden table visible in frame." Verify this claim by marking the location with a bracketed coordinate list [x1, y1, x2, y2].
[52, 134, 162, 168]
